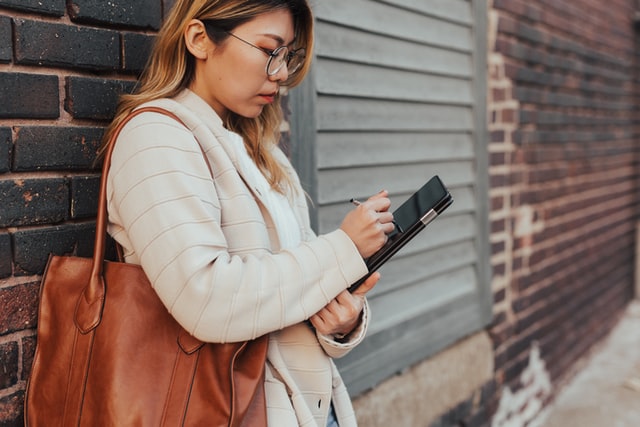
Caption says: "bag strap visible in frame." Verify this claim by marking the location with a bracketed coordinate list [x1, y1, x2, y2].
[75, 106, 189, 334]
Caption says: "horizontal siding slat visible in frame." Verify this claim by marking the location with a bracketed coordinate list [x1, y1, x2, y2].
[316, 59, 473, 105]
[374, 239, 478, 294]
[317, 185, 476, 233]
[315, 21, 472, 77]
[376, 0, 472, 24]
[374, 214, 476, 265]
[317, 132, 474, 169]
[369, 266, 478, 333]
[314, 0, 473, 52]
[317, 161, 474, 204]
[317, 96, 474, 131]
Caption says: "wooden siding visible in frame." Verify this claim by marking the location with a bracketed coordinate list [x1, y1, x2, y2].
[289, 0, 490, 395]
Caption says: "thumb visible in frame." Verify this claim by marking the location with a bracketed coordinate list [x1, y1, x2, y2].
[351, 272, 380, 297]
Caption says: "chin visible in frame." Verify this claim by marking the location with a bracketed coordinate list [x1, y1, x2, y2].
[235, 106, 265, 119]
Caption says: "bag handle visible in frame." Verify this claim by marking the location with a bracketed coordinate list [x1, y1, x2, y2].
[75, 107, 188, 334]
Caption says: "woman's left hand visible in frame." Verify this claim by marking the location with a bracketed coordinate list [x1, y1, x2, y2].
[309, 272, 380, 338]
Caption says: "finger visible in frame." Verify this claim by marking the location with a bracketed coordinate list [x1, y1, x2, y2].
[367, 190, 388, 200]
[351, 272, 380, 297]
[380, 221, 396, 234]
[366, 197, 391, 213]
[334, 291, 365, 317]
[309, 313, 326, 331]
[377, 211, 394, 224]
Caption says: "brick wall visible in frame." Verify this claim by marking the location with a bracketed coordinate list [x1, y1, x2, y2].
[0, 1, 170, 424]
[429, 0, 639, 425]
[484, 0, 639, 424]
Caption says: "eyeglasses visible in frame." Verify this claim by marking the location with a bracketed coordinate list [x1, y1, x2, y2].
[225, 32, 306, 78]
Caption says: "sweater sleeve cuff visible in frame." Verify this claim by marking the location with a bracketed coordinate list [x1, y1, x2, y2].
[317, 299, 370, 358]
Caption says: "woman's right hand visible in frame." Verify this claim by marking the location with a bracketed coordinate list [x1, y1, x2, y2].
[340, 190, 395, 258]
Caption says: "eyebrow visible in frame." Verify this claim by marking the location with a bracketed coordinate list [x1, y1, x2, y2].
[260, 33, 296, 47]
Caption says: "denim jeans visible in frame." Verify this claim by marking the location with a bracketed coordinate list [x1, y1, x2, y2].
[326, 404, 339, 427]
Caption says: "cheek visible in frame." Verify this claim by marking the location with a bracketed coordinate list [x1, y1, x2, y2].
[218, 57, 263, 93]
[227, 48, 267, 87]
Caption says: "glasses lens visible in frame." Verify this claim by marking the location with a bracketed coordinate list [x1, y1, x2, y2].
[267, 47, 306, 77]
[267, 47, 288, 76]
[287, 48, 305, 75]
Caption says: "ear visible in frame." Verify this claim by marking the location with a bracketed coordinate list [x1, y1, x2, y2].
[184, 19, 212, 60]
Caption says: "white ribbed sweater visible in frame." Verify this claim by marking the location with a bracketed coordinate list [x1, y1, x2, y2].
[106, 90, 369, 426]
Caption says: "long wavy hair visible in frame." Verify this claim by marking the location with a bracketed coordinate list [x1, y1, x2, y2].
[100, 0, 314, 193]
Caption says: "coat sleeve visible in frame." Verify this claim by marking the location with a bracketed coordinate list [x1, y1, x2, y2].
[106, 113, 369, 343]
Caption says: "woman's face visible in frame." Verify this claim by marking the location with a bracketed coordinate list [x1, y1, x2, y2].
[189, 9, 295, 121]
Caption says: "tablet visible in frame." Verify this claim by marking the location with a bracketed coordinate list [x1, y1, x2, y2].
[348, 175, 453, 292]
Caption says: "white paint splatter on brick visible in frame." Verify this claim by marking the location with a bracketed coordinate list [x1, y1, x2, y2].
[492, 342, 552, 427]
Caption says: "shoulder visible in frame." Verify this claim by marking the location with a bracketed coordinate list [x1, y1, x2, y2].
[113, 110, 198, 158]
[109, 105, 211, 182]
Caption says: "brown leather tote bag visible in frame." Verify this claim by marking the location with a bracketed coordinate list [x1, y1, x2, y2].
[24, 107, 268, 427]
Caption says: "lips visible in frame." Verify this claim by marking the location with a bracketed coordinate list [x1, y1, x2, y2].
[260, 92, 277, 103]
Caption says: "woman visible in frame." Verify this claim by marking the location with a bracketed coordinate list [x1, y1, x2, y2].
[103, 0, 394, 425]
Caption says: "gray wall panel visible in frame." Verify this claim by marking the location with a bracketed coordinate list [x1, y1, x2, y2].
[289, 0, 491, 395]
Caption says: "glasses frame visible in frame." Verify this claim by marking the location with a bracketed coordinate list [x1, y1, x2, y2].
[224, 31, 306, 78]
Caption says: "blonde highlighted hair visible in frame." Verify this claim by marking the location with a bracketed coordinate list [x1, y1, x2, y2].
[100, 0, 314, 193]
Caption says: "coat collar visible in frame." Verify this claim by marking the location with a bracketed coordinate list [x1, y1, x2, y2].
[173, 89, 272, 205]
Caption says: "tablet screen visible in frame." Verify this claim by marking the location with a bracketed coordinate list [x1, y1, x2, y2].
[391, 175, 450, 238]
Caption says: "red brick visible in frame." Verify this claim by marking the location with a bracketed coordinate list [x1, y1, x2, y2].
[0, 282, 39, 335]
[0, 391, 23, 425]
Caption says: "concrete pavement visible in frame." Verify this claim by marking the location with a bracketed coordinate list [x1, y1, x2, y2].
[541, 300, 640, 427]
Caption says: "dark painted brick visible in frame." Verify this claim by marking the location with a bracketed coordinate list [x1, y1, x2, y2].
[69, 0, 162, 30]
[0, 232, 10, 279]
[0, 127, 9, 174]
[0, 178, 69, 227]
[0, 73, 59, 119]
[65, 77, 136, 120]
[13, 126, 104, 171]
[122, 32, 155, 73]
[0, 282, 39, 335]
[22, 335, 36, 381]
[0, 16, 11, 63]
[0, 0, 65, 15]
[0, 342, 18, 389]
[14, 19, 119, 71]
[0, 389, 24, 426]
[12, 223, 95, 275]
[163, 0, 177, 18]
[70, 175, 100, 219]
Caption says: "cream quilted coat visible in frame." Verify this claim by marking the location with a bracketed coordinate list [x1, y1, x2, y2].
[106, 89, 370, 426]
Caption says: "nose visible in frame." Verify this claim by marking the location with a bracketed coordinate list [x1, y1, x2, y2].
[268, 62, 289, 82]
